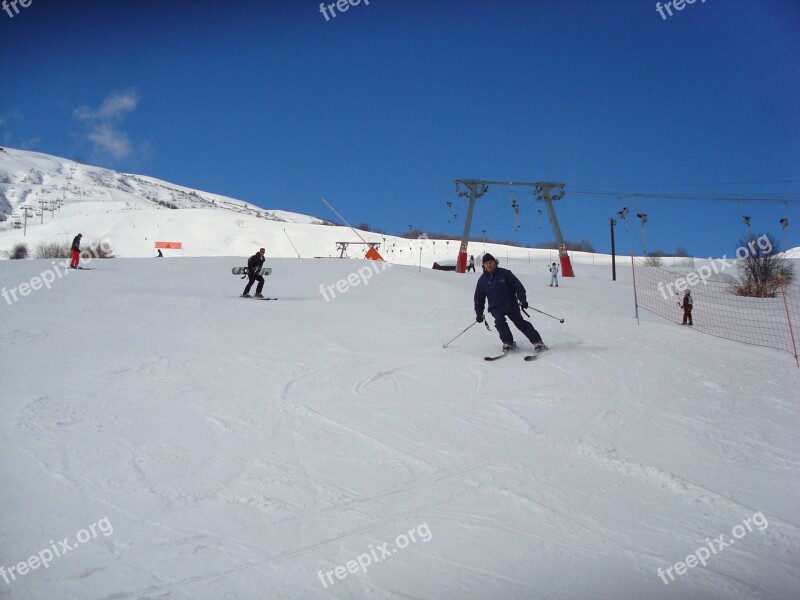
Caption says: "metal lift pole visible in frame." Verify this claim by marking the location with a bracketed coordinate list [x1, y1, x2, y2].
[542, 191, 564, 246]
[611, 218, 617, 281]
[453, 179, 573, 275]
[534, 183, 574, 277]
[457, 182, 480, 273]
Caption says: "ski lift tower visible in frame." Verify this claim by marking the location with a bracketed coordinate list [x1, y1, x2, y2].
[534, 182, 574, 277]
[20, 206, 34, 236]
[453, 179, 574, 276]
[453, 180, 489, 273]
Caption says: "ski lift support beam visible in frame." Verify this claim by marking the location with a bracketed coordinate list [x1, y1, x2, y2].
[452, 179, 574, 276]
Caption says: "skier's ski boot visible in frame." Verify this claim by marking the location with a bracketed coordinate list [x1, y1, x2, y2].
[241, 293, 251, 298]
[253, 293, 264, 298]
[533, 341, 547, 353]
[502, 341, 517, 352]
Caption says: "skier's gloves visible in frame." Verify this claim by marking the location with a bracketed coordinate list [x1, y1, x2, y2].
[520, 300, 528, 309]
[476, 313, 484, 323]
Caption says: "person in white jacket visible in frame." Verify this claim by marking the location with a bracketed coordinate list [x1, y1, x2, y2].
[549, 262, 559, 287]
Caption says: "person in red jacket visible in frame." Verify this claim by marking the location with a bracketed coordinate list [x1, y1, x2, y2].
[681, 290, 693, 325]
[70, 234, 82, 269]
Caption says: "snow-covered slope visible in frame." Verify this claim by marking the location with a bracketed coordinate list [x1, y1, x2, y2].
[0, 148, 329, 222]
[0, 256, 797, 599]
[0, 148, 357, 259]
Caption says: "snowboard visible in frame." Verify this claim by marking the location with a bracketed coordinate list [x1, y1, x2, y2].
[232, 267, 272, 276]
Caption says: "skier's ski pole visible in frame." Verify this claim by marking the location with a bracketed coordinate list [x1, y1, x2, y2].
[523, 305, 565, 323]
[443, 320, 487, 348]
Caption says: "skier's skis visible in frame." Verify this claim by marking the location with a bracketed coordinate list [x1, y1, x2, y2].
[523, 345, 550, 361]
[241, 296, 277, 300]
[484, 345, 518, 361]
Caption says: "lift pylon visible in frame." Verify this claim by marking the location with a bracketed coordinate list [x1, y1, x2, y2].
[453, 179, 574, 276]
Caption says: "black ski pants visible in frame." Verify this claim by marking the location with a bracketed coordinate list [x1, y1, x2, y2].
[492, 306, 542, 345]
[244, 273, 264, 295]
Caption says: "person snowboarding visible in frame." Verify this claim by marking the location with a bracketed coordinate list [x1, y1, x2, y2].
[474, 253, 546, 353]
[466, 255, 476, 272]
[549, 262, 559, 287]
[681, 289, 693, 325]
[242, 248, 267, 298]
[70, 234, 83, 269]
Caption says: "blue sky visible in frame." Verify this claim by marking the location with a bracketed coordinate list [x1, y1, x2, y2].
[2, 0, 799, 257]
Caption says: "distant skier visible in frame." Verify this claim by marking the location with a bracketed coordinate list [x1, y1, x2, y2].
[156, 249, 163, 257]
[242, 247, 267, 298]
[549, 262, 559, 287]
[70, 233, 83, 269]
[680, 289, 693, 326]
[475, 253, 546, 352]
[466, 255, 476, 272]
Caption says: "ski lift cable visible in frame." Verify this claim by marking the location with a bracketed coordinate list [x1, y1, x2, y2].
[570, 179, 800, 188]
[570, 189, 800, 204]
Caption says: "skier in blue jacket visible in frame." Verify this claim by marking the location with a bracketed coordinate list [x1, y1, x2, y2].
[474, 253, 546, 352]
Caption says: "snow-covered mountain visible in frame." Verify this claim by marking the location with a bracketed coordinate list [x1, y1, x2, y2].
[0, 147, 369, 260]
[0, 147, 328, 224]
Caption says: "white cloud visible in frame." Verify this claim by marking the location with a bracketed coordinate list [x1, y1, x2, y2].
[87, 125, 131, 160]
[73, 90, 141, 162]
[74, 90, 140, 123]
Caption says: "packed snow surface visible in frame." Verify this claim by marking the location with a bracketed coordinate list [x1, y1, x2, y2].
[1, 255, 798, 599]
